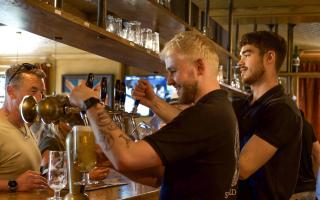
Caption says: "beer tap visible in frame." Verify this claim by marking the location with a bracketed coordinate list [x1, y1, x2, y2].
[130, 99, 140, 141]
[100, 77, 108, 105]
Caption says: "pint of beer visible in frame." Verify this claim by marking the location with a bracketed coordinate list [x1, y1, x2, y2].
[72, 126, 97, 173]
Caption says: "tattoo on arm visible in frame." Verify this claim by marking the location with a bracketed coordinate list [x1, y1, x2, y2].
[152, 102, 160, 110]
[96, 110, 118, 131]
[119, 134, 131, 148]
[94, 109, 118, 150]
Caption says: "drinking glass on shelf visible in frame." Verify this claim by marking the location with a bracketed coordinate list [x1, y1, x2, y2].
[131, 21, 142, 45]
[217, 65, 224, 83]
[232, 65, 241, 89]
[141, 28, 153, 50]
[126, 22, 135, 42]
[105, 15, 115, 33]
[47, 151, 67, 200]
[152, 32, 160, 53]
[73, 126, 98, 185]
[114, 17, 123, 37]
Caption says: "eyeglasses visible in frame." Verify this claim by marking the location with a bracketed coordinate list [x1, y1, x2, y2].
[8, 63, 38, 84]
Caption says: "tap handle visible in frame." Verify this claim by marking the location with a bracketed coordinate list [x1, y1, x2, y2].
[100, 77, 108, 103]
[82, 73, 95, 126]
[86, 73, 94, 89]
[120, 82, 126, 106]
[132, 100, 140, 114]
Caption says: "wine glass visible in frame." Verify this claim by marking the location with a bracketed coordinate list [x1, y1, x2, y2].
[136, 121, 153, 139]
[130, 120, 153, 141]
[47, 151, 67, 200]
[72, 126, 98, 185]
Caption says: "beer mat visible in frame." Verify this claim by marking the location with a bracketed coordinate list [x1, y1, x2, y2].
[85, 180, 128, 191]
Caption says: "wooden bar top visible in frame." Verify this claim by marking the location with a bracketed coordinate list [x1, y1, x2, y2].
[0, 172, 159, 200]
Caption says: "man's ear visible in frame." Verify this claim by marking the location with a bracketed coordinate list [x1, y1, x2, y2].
[265, 50, 276, 65]
[195, 58, 205, 75]
[6, 85, 16, 99]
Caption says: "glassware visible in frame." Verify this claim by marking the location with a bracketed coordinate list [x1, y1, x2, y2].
[136, 121, 153, 139]
[157, 0, 165, 6]
[217, 65, 224, 83]
[47, 151, 67, 200]
[126, 22, 135, 42]
[164, 0, 171, 10]
[232, 65, 241, 89]
[73, 126, 97, 185]
[141, 28, 153, 50]
[131, 21, 142, 45]
[152, 32, 160, 53]
[120, 21, 129, 39]
[106, 15, 115, 33]
[114, 17, 123, 37]
[130, 120, 153, 141]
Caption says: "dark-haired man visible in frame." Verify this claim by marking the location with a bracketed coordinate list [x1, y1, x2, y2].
[0, 63, 47, 192]
[232, 31, 302, 200]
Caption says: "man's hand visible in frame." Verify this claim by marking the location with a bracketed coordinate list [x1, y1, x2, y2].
[69, 81, 97, 109]
[132, 80, 158, 108]
[89, 167, 110, 180]
[16, 170, 48, 191]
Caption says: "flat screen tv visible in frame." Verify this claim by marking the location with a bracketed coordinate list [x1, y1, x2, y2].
[124, 75, 177, 116]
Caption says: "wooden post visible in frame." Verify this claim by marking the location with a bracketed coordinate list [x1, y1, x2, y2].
[227, 0, 234, 84]
[203, 0, 210, 35]
[97, 0, 107, 28]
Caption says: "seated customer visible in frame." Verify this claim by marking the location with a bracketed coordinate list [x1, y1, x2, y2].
[0, 63, 47, 192]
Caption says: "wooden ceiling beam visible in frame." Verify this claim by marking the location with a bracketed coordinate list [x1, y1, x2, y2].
[208, 5, 320, 25]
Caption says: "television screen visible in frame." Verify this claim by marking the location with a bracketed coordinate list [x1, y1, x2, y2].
[124, 75, 177, 116]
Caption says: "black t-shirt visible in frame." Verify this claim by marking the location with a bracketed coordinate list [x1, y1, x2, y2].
[144, 89, 239, 200]
[232, 85, 302, 200]
[295, 116, 317, 193]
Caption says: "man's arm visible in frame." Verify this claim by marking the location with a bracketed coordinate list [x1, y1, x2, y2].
[239, 135, 277, 180]
[312, 141, 320, 171]
[147, 96, 182, 123]
[0, 171, 47, 191]
[123, 166, 164, 187]
[86, 102, 162, 172]
[132, 79, 181, 123]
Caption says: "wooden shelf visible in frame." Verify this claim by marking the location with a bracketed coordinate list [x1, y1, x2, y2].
[279, 72, 320, 78]
[220, 82, 249, 97]
[108, 0, 188, 42]
[0, 0, 237, 75]
[0, 0, 165, 74]
[66, 0, 238, 62]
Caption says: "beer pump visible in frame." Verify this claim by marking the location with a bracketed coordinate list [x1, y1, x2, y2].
[19, 74, 143, 200]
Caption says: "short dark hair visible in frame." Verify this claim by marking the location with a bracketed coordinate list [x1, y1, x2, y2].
[239, 31, 287, 72]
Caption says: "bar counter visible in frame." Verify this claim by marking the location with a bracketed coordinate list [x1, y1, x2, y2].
[0, 171, 160, 200]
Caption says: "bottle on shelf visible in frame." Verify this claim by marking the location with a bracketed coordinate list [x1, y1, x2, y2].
[292, 46, 300, 73]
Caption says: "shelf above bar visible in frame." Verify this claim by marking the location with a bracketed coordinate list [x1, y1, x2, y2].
[0, 0, 165, 74]
[108, 0, 238, 61]
[65, 0, 238, 62]
[279, 72, 320, 78]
